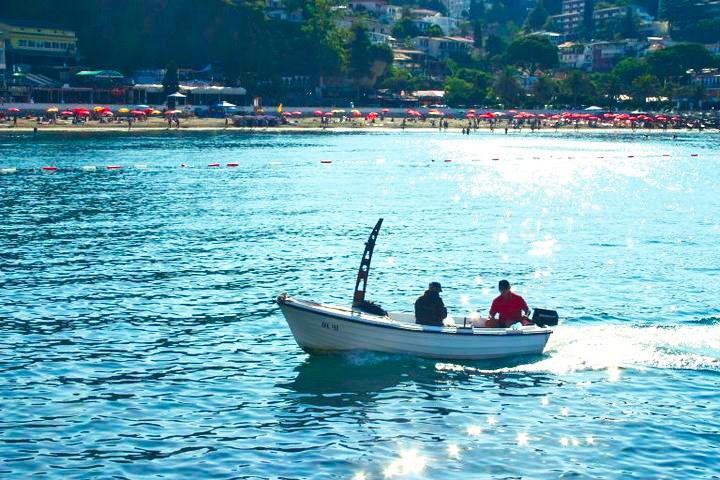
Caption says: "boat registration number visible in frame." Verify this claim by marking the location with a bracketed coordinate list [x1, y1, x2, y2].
[321, 321, 340, 331]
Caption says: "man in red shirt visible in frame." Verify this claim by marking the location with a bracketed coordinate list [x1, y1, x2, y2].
[486, 280, 532, 328]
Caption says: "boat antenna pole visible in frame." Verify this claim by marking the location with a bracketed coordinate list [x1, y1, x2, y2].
[353, 218, 383, 307]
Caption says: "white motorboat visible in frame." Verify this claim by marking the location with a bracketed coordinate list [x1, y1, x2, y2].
[277, 294, 553, 360]
[277, 218, 558, 360]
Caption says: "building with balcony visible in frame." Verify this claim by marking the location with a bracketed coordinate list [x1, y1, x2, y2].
[0, 19, 78, 74]
[412, 35, 473, 60]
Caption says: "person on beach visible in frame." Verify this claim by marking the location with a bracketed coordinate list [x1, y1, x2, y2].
[485, 280, 532, 328]
[415, 282, 448, 327]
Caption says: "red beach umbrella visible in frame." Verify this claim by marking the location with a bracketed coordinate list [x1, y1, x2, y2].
[382, 108, 390, 113]
[292, 111, 302, 116]
[61, 110, 74, 116]
[8, 107, 20, 113]
[313, 110, 323, 116]
[130, 110, 146, 116]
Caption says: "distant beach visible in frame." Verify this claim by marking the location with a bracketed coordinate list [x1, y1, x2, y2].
[1, 115, 715, 134]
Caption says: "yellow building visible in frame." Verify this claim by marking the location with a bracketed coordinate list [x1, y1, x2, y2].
[0, 19, 77, 71]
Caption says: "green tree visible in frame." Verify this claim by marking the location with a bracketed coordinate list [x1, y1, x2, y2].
[392, 17, 421, 39]
[646, 44, 718, 81]
[473, 21, 484, 48]
[631, 74, 661, 105]
[493, 68, 522, 106]
[444, 77, 475, 105]
[506, 36, 559, 69]
[531, 75, 558, 107]
[426, 24, 445, 37]
[612, 58, 650, 86]
[561, 70, 594, 107]
[348, 23, 373, 80]
[525, 2, 549, 31]
[162, 62, 179, 95]
[485, 34, 507, 58]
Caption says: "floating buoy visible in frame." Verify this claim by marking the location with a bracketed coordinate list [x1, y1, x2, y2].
[320, 160, 332, 164]
[208, 163, 220, 167]
[81, 165, 97, 172]
[42, 166, 58, 172]
[0, 167, 17, 174]
[227, 163, 239, 167]
[106, 165, 122, 170]
[180, 163, 188, 168]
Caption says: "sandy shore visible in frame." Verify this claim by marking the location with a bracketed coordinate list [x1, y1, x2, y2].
[0, 116, 713, 134]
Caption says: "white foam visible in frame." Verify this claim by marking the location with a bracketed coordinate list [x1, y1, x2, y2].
[487, 324, 720, 374]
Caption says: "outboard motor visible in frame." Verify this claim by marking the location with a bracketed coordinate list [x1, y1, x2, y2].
[532, 309, 559, 327]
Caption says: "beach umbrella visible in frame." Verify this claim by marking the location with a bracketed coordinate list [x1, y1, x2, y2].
[331, 109, 345, 114]
[292, 111, 302, 116]
[351, 110, 362, 118]
[135, 104, 150, 109]
[466, 113, 476, 118]
[382, 108, 390, 113]
[537, 113, 547, 118]
[314, 110, 323, 116]
[118, 108, 130, 114]
[61, 110, 74, 116]
[131, 110, 146, 116]
[282, 112, 293, 117]
[550, 114, 562, 120]
[367, 112, 378, 117]
[8, 107, 20, 113]
[428, 110, 443, 116]
[323, 111, 334, 117]
[143, 107, 154, 115]
[93, 106, 106, 112]
[76, 110, 91, 117]
[46, 107, 59, 113]
[101, 111, 114, 117]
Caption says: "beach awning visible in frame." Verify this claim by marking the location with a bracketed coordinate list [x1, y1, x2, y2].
[168, 92, 187, 98]
[215, 100, 236, 107]
[584, 106, 603, 111]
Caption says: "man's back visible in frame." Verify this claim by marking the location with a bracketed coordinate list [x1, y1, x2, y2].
[490, 291, 528, 327]
[415, 290, 447, 326]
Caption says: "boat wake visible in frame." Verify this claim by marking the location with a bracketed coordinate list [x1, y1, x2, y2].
[471, 323, 720, 374]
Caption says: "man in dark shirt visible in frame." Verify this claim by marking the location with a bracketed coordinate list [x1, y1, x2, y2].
[415, 281, 448, 326]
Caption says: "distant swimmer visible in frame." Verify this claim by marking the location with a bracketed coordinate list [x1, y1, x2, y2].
[485, 280, 532, 328]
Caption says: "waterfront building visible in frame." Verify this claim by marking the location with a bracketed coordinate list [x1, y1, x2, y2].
[0, 19, 77, 74]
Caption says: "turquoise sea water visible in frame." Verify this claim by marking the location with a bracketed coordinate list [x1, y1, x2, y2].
[1, 130, 719, 479]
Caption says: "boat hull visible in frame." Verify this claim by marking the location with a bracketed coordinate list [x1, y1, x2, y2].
[277, 296, 552, 360]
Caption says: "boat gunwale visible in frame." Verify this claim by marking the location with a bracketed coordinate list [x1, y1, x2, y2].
[277, 295, 553, 337]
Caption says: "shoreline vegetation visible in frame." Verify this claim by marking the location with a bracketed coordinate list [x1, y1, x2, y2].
[1, 116, 717, 134]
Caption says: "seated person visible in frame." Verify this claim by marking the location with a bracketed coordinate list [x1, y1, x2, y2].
[485, 279, 532, 328]
[415, 281, 448, 327]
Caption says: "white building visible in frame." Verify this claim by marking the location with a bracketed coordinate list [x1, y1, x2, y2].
[412, 35, 473, 59]
[558, 41, 591, 69]
[441, 0, 471, 19]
